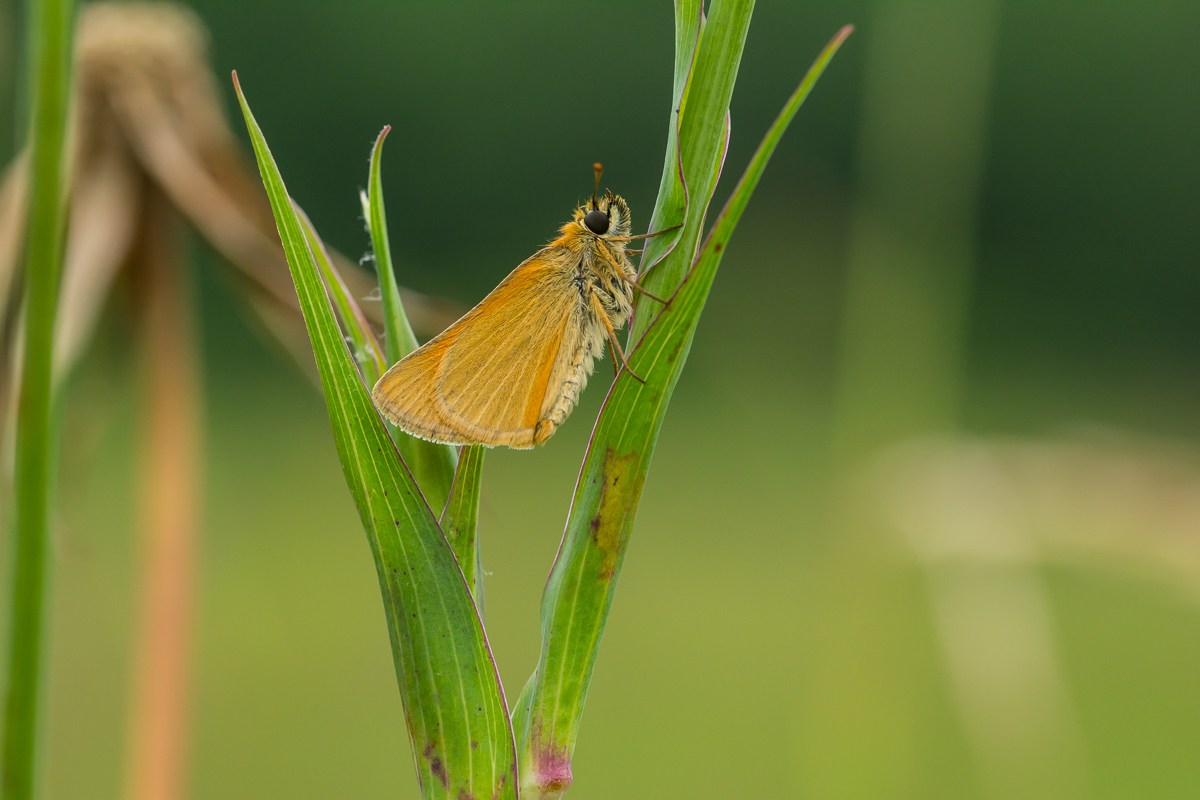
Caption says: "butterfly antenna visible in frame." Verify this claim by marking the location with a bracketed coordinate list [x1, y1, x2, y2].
[591, 162, 603, 208]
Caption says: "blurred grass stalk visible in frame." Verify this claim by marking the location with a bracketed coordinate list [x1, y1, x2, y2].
[3, 1, 73, 799]
[0, 6, 467, 798]
[819, 2, 1086, 797]
[126, 187, 201, 800]
[830, 1, 993, 459]
[877, 436, 1200, 602]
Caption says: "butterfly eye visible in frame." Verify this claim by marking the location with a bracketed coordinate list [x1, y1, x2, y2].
[583, 209, 610, 235]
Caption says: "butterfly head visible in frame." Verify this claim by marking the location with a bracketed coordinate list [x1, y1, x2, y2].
[575, 190, 631, 239]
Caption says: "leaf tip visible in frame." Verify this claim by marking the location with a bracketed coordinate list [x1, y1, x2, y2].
[374, 124, 392, 151]
[230, 70, 258, 133]
[814, 25, 855, 73]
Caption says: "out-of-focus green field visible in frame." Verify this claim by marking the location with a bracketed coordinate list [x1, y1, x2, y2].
[7, 2, 1199, 798]
[49, 226, 1200, 800]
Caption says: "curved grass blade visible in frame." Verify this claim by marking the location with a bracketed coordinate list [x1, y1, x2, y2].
[636, 0, 704, 280]
[233, 74, 517, 800]
[364, 127, 458, 513]
[628, 0, 753, 343]
[511, 21, 853, 800]
[366, 126, 419, 362]
[299, 199, 496, 610]
[2, 0, 74, 797]
[294, 201, 387, 384]
[440, 444, 485, 607]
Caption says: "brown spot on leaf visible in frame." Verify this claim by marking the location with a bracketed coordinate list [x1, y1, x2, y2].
[430, 756, 448, 788]
[667, 337, 686, 364]
[589, 446, 643, 579]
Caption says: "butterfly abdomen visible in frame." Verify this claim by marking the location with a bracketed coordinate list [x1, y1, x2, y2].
[536, 293, 607, 444]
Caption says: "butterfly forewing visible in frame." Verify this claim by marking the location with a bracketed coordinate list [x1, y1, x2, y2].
[372, 246, 587, 449]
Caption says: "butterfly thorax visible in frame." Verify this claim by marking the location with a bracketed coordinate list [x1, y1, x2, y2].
[520, 190, 638, 442]
[552, 190, 638, 328]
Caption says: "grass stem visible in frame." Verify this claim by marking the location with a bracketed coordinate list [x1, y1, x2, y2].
[3, 0, 74, 797]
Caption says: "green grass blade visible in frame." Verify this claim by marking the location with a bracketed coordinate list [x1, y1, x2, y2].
[294, 201, 388, 384]
[636, 0, 704, 279]
[513, 0, 752, 795]
[363, 127, 458, 513]
[2, 0, 74, 798]
[233, 74, 517, 800]
[366, 126, 418, 363]
[628, 0, 753, 343]
[706, 26, 854, 247]
[512, 19, 852, 800]
[440, 445, 485, 607]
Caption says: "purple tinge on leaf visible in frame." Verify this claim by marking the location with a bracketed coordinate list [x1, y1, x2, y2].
[532, 745, 573, 794]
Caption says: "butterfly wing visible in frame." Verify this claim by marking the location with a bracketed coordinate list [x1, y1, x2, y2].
[371, 246, 592, 449]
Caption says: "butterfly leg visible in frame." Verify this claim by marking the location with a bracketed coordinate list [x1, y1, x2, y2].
[591, 292, 646, 384]
[617, 269, 669, 306]
[608, 225, 682, 285]
[597, 242, 669, 306]
[608, 222, 683, 242]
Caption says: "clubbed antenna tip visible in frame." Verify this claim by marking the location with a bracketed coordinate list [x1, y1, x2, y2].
[592, 162, 603, 206]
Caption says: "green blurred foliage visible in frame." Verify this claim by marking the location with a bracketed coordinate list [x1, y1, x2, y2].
[1, 1, 1198, 799]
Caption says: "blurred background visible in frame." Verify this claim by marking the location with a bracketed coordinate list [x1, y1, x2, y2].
[2, 1, 1200, 798]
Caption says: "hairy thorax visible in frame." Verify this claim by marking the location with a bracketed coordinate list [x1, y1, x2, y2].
[534, 226, 638, 443]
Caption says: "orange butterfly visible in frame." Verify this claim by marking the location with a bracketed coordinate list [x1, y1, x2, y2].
[371, 165, 671, 449]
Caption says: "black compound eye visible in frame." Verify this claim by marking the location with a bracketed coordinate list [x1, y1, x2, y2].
[583, 208, 610, 235]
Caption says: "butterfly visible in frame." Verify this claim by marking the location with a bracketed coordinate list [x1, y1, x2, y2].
[371, 165, 672, 449]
